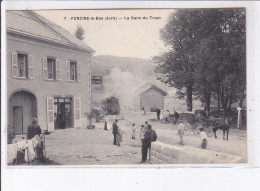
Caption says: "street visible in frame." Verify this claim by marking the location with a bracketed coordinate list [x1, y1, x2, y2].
[45, 111, 247, 165]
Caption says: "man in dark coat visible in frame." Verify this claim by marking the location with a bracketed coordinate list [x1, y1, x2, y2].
[141, 125, 157, 163]
[112, 119, 119, 145]
[27, 118, 42, 140]
[156, 108, 161, 121]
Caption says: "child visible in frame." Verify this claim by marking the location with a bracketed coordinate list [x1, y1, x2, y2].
[200, 128, 208, 149]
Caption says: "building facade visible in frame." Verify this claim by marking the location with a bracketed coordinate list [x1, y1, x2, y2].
[7, 11, 93, 134]
[134, 83, 167, 112]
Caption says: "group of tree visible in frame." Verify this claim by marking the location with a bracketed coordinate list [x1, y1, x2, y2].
[154, 8, 246, 118]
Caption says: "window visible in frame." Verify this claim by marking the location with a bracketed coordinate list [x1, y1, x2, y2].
[70, 61, 77, 81]
[17, 54, 28, 78]
[47, 58, 56, 80]
[91, 76, 102, 84]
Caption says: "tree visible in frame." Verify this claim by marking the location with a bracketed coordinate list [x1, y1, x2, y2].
[154, 9, 246, 116]
[154, 10, 205, 111]
[74, 25, 85, 40]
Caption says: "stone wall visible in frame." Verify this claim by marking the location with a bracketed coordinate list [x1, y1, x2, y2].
[150, 141, 246, 164]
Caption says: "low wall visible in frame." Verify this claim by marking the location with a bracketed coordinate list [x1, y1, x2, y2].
[150, 141, 246, 164]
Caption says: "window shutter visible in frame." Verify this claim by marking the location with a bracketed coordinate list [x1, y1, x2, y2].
[74, 97, 81, 128]
[42, 57, 48, 80]
[66, 61, 70, 81]
[47, 97, 55, 132]
[28, 55, 34, 79]
[77, 62, 82, 82]
[12, 52, 18, 78]
[56, 59, 61, 81]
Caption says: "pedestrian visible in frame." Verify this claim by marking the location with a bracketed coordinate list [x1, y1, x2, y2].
[178, 117, 185, 145]
[104, 115, 108, 130]
[132, 123, 136, 139]
[112, 119, 119, 145]
[146, 125, 157, 161]
[27, 118, 43, 160]
[116, 126, 123, 146]
[27, 118, 42, 140]
[173, 109, 179, 124]
[200, 127, 208, 149]
[141, 124, 157, 163]
[156, 108, 161, 121]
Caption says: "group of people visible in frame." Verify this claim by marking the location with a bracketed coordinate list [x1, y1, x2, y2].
[110, 118, 158, 163]
[8, 118, 44, 164]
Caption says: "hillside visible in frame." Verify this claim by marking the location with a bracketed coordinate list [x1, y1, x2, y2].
[91, 55, 155, 82]
[91, 55, 202, 112]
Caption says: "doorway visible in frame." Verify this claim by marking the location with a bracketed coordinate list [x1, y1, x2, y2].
[13, 106, 23, 134]
[54, 97, 72, 129]
[9, 90, 37, 134]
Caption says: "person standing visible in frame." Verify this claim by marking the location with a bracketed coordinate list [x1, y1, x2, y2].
[104, 115, 108, 130]
[178, 117, 185, 145]
[116, 126, 123, 146]
[199, 128, 208, 149]
[141, 124, 157, 163]
[112, 119, 119, 145]
[27, 118, 42, 140]
[146, 125, 157, 161]
[132, 123, 136, 139]
[156, 108, 161, 121]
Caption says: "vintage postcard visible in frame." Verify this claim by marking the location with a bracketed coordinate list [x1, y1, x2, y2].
[4, 8, 248, 166]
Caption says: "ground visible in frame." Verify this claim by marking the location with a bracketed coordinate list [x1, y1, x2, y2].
[45, 111, 247, 165]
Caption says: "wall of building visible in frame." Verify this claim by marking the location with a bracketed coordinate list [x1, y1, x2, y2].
[140, 88, 163, 111]
[7, 33, 91, 131]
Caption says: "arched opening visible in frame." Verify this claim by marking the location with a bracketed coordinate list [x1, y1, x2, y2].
[8, 90, 37, 134]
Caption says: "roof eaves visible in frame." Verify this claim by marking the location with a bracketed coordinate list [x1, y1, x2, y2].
[7, 28, 94, 54]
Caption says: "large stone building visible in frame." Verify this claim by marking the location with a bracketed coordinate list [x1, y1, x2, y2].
[7, 11, 94, 134]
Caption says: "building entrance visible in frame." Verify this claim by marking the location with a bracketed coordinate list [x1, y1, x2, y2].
[54, 97, 72, 129]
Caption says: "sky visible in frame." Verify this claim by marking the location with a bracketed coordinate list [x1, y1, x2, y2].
[36, 9, 174, 59]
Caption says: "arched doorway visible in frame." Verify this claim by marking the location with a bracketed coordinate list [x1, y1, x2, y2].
[9, 90, 37, 134]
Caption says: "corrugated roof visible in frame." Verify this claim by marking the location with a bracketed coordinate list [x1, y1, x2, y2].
[135, 83, 168, 96]
[6, 11, 94, 53]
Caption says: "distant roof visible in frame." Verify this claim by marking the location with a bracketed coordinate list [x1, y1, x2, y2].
[135, 83, 168, 96]
[6, 11, 94, 53]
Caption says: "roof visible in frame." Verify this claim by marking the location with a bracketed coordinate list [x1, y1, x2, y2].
[6, 11, 94, 53]
[135, 83, 168, 96]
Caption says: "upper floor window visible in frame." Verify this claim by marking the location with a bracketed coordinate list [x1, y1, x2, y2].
[70, 61, 77, 81]
[12, 52, 34, 79]
[43, 57, 61, 81]
[47, 58, 56, 80]
[66, 61, 82, 82]
[18, 54, 28, 78]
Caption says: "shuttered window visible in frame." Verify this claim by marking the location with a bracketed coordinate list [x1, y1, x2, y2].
[56, 59, 61, 81]
[28, 55, 34, 79]
[42, 57, 48, 80]
[67, 61, 82, 82]
[11, 52, 18, 78]
[74, 97, 81, 128]
[12, 53, 34, 79]
[47, 97, 55, 132]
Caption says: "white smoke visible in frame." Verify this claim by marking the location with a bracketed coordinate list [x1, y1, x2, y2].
[103, 67, 144, 109]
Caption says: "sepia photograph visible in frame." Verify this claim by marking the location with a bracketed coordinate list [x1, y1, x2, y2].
[5, 8, 247, 166]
